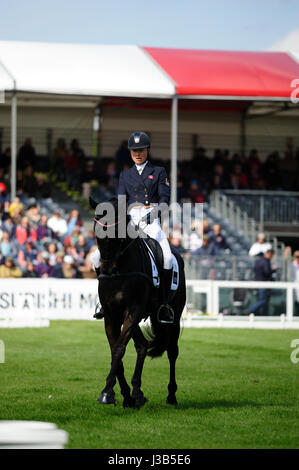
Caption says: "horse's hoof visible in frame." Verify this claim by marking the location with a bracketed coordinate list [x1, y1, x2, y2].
[132, 394, 148, 409]
[166, 396, 178, 406]
[122, 396, 135, 408]
[98, 391, 116, 405]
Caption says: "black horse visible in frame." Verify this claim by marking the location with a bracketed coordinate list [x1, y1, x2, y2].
[91, 197, 186, 408]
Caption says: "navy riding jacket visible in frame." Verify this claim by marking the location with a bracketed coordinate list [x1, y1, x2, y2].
[117, 161, 170, 206]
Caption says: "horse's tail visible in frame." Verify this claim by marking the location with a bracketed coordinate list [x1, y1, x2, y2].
[147, 323, 169, 358]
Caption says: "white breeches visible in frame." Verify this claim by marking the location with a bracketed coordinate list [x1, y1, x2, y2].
[92, 206, 172, 270]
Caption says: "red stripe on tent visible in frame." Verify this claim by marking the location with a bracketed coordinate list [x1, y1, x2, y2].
[144, 47, 299, 99]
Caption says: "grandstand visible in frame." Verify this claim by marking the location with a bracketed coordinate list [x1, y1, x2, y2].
[1, 40, 299, 321]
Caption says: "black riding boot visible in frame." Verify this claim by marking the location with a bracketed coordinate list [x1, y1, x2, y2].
[157, 268, 174, 324]
[93, 266, 105, 320]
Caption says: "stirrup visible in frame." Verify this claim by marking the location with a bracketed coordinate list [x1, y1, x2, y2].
[93, 302, 104, 320]
[157, 304, 174, 324]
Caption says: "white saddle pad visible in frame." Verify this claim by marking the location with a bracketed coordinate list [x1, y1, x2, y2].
[146, 245, 179, 291]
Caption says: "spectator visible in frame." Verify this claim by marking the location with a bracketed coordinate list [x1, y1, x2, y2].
[1, 214, 16, 238]
[64, 140, 82, 191]
[169, 235, 186, 255]
[46, 242, 59, 267]
[248, 163, 262, 189]
[8, 197, 24, 219]
[53, 138, 68, 181]
[189, 222, 203, 252]
[71, 139, 85, 169]
[17, 138, 36, 170]
[249, 233, 272, 257]
[0, 182, 8, 205]
[202, 219, 211, 236]
[246, 149, 262, 173]
[15, 216, 37, 246]
[177, 179, 190, 202]
[292, 251, 299, 316]
[188, 180, 204, 204]
[191, 147, 211, 175]
[16, 170, 24, 194]
[0, 256, 22, 278]
[209, 224, 230, 254]
[194, 234, 216, 256]
[0, 147, 11, 171]
[0, 168, 9, 192]
[247, 248, 277, 316]
[0, 231, 13, 259]
[35, 174, 51, 198]
[22, 260, 38, 278]
[22, 166, 37, 197]
[66, 209, 83, 236]
[86, 229, 96, 251]
[26, 204, 41, 229]
[52, 251, 65, 278]
[17, 241, 37, 269]
[35, 251, 54, 278]
[36, 214, 55, 242]
[47, 211, 68, 238]
[64, 226, 81, 248]
[229, 164, 249, 190]
[105, 161, 118, 192]
[115, 140, 131, 171]
[61, 255, 81, 279]
[81, 159, 97, 184]
[79, 258, 97, 279]
[75, 234, 89, 262]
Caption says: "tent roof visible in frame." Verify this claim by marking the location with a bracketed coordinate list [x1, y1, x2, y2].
[0, 41, 175, 98]
[144, 47, 299, 100]
[1, 41, 299, 102]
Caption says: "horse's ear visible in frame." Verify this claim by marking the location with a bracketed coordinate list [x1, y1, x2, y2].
[89, 196, 99, 210]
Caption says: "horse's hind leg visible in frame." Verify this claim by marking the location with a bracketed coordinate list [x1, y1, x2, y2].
[166, 325, 180, 406]
[131, 326, 148, 408]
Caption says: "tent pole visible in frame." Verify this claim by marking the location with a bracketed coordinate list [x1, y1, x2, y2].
[0, 61, 17, 200]
[170, 95, 178, 207]
[11, 88, 17, 200]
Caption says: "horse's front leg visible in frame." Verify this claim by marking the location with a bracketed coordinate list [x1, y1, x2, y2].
[98, 317, 132, 406]
[99, 316, 134, 406]
[131, 326, 149, 408]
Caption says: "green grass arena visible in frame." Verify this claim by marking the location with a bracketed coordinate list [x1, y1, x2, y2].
[0, 321, 299, 449]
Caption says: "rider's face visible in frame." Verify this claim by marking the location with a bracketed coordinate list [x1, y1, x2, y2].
[130, 148, 148, 165]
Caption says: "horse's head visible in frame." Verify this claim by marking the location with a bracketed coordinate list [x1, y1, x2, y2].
[90, 196, 132, 268]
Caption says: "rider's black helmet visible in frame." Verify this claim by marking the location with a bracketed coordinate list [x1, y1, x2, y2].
[128, 131, 151, 150]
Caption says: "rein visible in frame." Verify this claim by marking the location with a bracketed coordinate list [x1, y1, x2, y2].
[94, 217, 119, 228]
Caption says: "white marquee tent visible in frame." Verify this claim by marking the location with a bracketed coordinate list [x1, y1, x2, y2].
[1, 40, 299, 203]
